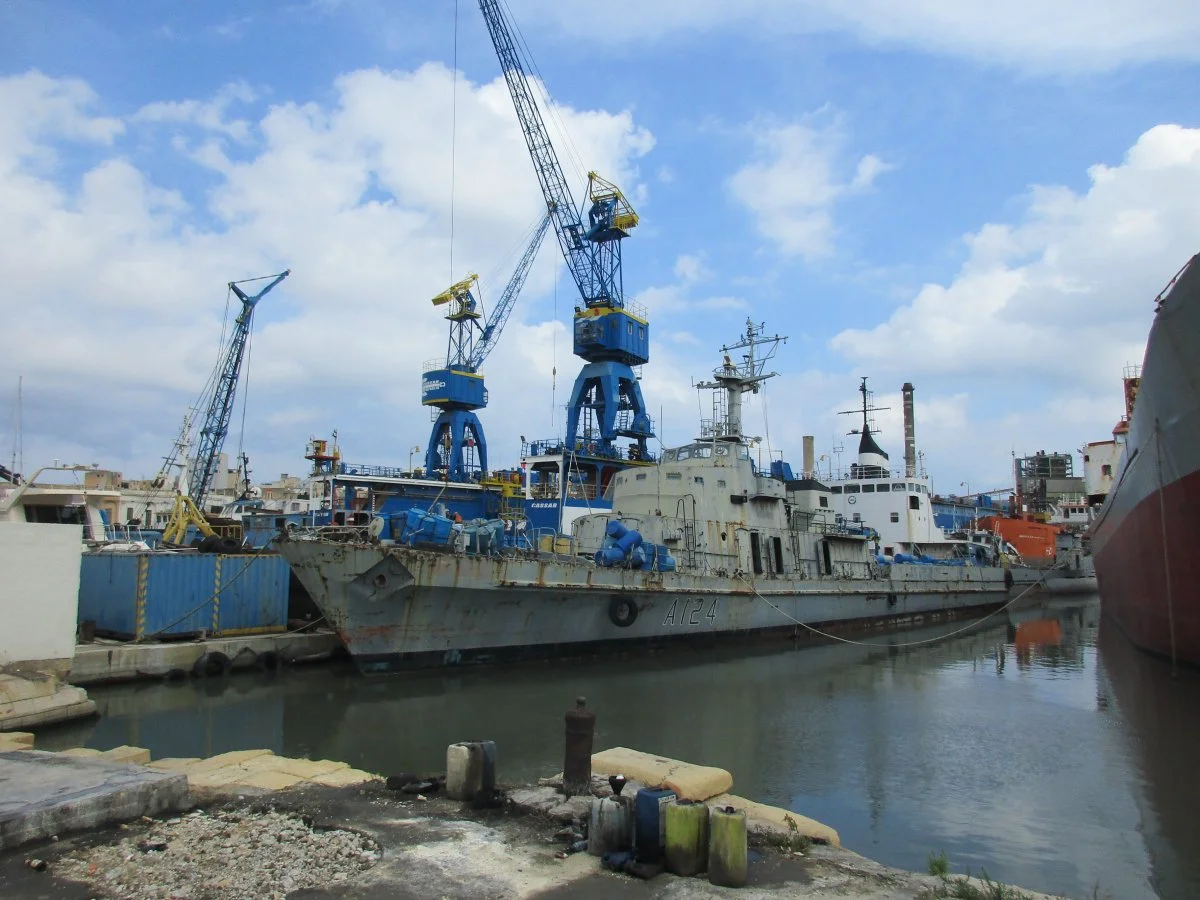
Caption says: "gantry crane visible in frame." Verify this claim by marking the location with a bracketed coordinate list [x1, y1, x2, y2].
[478, 0, 653, 461]
[423, 216, 551, 481]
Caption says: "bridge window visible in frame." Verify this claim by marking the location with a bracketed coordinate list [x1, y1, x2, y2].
[862, 484, 875, 493]
[677, 448, 692, 460]
[844, 484, 860, 494]
[831, 486, 843, 494]
[695, 446, 713, 458]
[892, 483, 905, 492]
[663, 450, 677, 461]
[715, 446, 729, 456]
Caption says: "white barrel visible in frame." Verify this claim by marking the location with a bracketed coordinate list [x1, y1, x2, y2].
[588, 796, 633, 857]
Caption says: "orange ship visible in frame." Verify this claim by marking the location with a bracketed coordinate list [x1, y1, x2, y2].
[978, 515, 1058, 564]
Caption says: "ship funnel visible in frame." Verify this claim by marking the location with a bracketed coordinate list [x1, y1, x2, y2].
[902, 382, 917, 478]
[802, 436, 815, 478]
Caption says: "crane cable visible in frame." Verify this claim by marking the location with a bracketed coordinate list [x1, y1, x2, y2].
[449, 0, 459, 283]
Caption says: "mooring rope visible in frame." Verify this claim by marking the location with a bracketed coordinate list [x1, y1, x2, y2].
[735, 564, 1064, 649]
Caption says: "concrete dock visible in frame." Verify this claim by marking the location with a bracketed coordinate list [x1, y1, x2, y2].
[67, 630, 343, 686]
[0, 735, 1057, 899]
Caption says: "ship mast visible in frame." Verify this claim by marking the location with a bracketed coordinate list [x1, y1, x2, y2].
[695, 319, 786, 442]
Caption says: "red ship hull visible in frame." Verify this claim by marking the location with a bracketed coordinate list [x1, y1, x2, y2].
[1090, 254, 1200, 666]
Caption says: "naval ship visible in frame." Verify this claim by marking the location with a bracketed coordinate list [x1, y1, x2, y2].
[276, 323, 1009, 673]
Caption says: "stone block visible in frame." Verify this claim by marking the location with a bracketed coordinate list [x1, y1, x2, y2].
[147, 758, 201, 772]
[0, 674, 58, 705]
[508, 786, 561, 815]
[308, 767, 378, 787]
[100, 746, 152, 765]
[58, 747, 103, 758]
[0, 732, 34, 750]
[233, 769, 305, 791]
[267, 757, 350, 780]
[590, 747, 733, 801]
[185, 749, 274, 773]
[705, 793, 840, 847]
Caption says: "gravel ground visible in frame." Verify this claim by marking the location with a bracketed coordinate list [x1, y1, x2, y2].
[53, 807, 380, 899]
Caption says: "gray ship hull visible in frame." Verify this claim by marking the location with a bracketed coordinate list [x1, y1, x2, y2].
[277, 537, 1009, 673]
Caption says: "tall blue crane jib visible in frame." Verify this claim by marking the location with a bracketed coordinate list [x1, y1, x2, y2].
[478, 0, 653, 460]
[423, 216, 551, 481]
[189, 269, 290, 509]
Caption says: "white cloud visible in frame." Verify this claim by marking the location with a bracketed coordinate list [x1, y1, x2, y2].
[514, 0, 1200, 71]
[828, 123, 1200, 486]
[729, 117, 888, 260]
[0, 67, 653, 479]
[134, 82, 259, 142]
[635, 255, 749, 320]
[0, 71, 123, 173]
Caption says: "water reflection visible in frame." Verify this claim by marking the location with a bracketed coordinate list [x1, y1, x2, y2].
[37, 596, 1200, 899]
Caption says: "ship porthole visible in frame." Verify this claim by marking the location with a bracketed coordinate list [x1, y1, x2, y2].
[373, 573, 388, 589]
[609, 597, 639, 628]
[720, 532, 727, 541]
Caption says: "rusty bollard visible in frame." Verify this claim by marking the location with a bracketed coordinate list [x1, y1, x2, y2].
[563, 696, 595, 797]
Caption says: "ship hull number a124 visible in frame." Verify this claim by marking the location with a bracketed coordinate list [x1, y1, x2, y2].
[663, 597, 718, 627]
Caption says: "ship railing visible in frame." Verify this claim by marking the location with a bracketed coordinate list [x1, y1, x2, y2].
[336, 462, 420, 479]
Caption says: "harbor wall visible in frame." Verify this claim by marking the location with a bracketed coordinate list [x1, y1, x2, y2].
[0, 522, 82, 677]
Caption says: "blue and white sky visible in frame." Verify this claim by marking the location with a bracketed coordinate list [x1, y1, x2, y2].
[3, 0, 1199, 492]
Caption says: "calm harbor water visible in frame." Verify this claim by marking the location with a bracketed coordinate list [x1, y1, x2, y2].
[39, 594, 1200, 899]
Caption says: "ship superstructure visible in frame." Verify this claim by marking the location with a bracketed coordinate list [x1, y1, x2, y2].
[824, 380, 952, 557]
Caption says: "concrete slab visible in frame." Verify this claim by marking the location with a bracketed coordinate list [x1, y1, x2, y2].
[0, 750, 190, 851]
[69, 631, 343, 685]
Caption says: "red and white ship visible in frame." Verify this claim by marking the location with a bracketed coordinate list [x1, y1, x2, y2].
[1090, 253, 1200, 666]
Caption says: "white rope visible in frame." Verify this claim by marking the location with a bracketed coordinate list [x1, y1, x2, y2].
[734, 565, 1064, 649]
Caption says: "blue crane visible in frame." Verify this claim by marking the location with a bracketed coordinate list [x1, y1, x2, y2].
[478, 0, 654, 461]
[188, 270, 290, 510]
[422, 216, 551, 481]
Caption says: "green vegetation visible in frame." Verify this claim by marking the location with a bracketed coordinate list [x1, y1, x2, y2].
[930, 867, 1037, 900]
[928, 850, 950, 877]
[760, 814, 812, 854]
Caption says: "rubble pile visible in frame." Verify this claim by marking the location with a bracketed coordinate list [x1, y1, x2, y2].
[54, 807, 380, 899]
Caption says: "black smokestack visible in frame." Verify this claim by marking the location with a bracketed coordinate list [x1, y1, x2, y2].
[902, 382, 916, 478]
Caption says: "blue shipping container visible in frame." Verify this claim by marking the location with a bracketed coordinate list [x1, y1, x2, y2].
[79, 552, 290, 640]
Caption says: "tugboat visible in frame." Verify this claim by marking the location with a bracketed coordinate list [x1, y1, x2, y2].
[275, 322, 1009, 673]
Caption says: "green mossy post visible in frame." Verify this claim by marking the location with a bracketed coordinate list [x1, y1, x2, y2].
[665, 799, 709, 876]
[708, 806, 748, 887]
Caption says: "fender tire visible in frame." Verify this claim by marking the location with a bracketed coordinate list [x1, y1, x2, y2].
[1004, 569, 1014, 590]
[608, 596, 639, 628]
[255, 650, 283, 672]
[215, 537, 242, 554]
[192, 651, 232, 678]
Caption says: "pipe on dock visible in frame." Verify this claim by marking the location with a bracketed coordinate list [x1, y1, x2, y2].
[902, 383, 917, 478]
